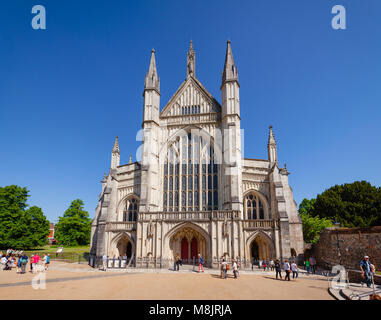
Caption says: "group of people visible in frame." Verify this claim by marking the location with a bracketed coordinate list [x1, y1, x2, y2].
[220, 256, 239, 279]
[0, 249, 50, 274]
[304, 256, 317, 274]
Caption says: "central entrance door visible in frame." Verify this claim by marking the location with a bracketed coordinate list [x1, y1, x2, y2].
[181, 237, 188, 262]
[251, 241, 259, 261]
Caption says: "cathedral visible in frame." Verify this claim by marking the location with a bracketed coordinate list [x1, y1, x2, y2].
[90, 41, 304, 268]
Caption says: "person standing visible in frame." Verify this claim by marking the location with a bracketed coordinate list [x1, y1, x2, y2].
[174, 254, 180, 271]
[232, 259, 238, 279]
[33, 253, 40, 273]
[251, 257, 255, 270]
[305, 259, 310, 274]
[291, 260, 299, 279]
[102, 254, 107, 271]
[1, 254, 7, 271]
[360, 255, 374, 288]
[275, 259, 282, 279]
[20, 253, 28, 274]
[263, 260, 267, 271]
[284, 259, 291, 281]
[270, 259, 275, 271]
[309, 256, 316, 274]
[16, 256, 21, 273]
[221, 258, 228, 279]
[259, 259, 262, 270]
[42, 254, 47, 271]
[198, 254, 204, 273]
[30, 254, 34, 273]
[45, 254, 50, 270]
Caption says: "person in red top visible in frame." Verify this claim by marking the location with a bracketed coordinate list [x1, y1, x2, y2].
[32, 254, 40, 273]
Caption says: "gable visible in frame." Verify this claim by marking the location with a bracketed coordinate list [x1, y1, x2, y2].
[160, 76, 221, 118]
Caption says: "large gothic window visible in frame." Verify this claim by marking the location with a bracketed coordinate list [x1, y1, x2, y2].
[244, 193, 268, 220]
[122, 197, 139, 222]
[163, 132, 218, 212]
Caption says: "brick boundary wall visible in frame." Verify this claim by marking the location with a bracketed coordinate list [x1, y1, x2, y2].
[313, 226, 381, 271]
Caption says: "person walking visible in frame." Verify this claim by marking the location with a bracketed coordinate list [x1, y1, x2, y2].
[16, 256, 21, 273]
[270, 259, 275, 271]
[291, 260, 299, 279]
[45, 254, 50, 270]
[221, 258, 228, 279]
[309, 256, 316, 274]
[42, 254, 47, 271]
[33, 253, 40, 273]
[30, 254, 34, 273]
[102, 254, 107, 271]
[360, 255, 374, 288]
[198, 254, 204, 273]
[305, 259, 310, 274]
[275, 259, 282, 279]
[232, 259, 238, 279]
[20, 253, 28, 274]
[284, 259, 291, 281]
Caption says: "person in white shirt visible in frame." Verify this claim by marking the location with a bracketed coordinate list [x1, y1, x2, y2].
[284, 259, 291, 281]
[270, 259, 275, 271]
[291, 260, 298, 279]
[102, 254, 107, 271]
[259, 259, 262, 269]
[232, 259, 238, 279]
[1, 256, 7, 271]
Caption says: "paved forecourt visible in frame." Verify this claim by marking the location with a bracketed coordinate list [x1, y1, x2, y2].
[0, 261, 333, 300]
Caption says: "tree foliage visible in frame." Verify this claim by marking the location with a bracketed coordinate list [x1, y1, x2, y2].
[0, 185, 50, 249]
[311, 181, 381, 228]
[300, 211, 333, 244]
[55, 199, 92, 246]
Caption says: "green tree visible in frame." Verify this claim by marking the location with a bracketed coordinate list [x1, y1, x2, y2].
[312, 181, 381, 228]
[55, 199, 92, 246]
[299, 212, 334, 244]
[298, 198, 316, 216]
[0, 185, 50, 249]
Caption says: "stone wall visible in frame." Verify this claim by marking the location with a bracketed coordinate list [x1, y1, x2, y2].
[313, 226, 381, 271]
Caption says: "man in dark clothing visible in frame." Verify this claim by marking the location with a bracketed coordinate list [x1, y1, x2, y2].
[275, 259, 282, 279]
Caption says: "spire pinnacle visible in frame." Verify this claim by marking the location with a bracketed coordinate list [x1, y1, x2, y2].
[129, 155, 132, 164]
[112, 136, 120, 154]
[268, 125, 276, 145]
[222, 40, 238, 85]
[144, 49, 160, 92]
[187, 40, 196, 77]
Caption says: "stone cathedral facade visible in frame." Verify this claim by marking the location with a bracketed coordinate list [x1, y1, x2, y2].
[90, 41, 304, 268]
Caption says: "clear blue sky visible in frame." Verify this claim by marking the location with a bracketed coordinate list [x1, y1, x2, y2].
[1, 0, 380, 222]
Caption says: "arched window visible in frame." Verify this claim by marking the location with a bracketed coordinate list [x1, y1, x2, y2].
[122, 197, 139, 222]
[163, 131, 218, 212]
[244, 193, 268, 220]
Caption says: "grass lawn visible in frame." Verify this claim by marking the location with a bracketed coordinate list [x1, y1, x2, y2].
[22, 245, 90, 262]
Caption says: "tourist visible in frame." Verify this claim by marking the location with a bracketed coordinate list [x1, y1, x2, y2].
[221, 258, 228, 279]
[102, 254, 107, 271]
[291, 260, 298, 279]
[309, 256, 316, 274]
[198, 253, 204, 273]
[30, 254, 34, 273]
[42, 254, 47, 271]
[174, 254, 180, 271]
[305, 259, 310, 274]
[263, 260, 267, 271]
[46, 254, 50, 270]
[251, 257, 255, 270]
[259, 259, 263, 269]
[33, 253, 40, 273]
[275, 259, 282, 279]
[269, 259, 275, 271]
[232, 259, 238, 279]
[1, 254, 7, 271]
[20, 253, 28, 274]
[360, 255, 374, 288]
[284, 259, 291, 281]
[16, 256, 22, 273]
